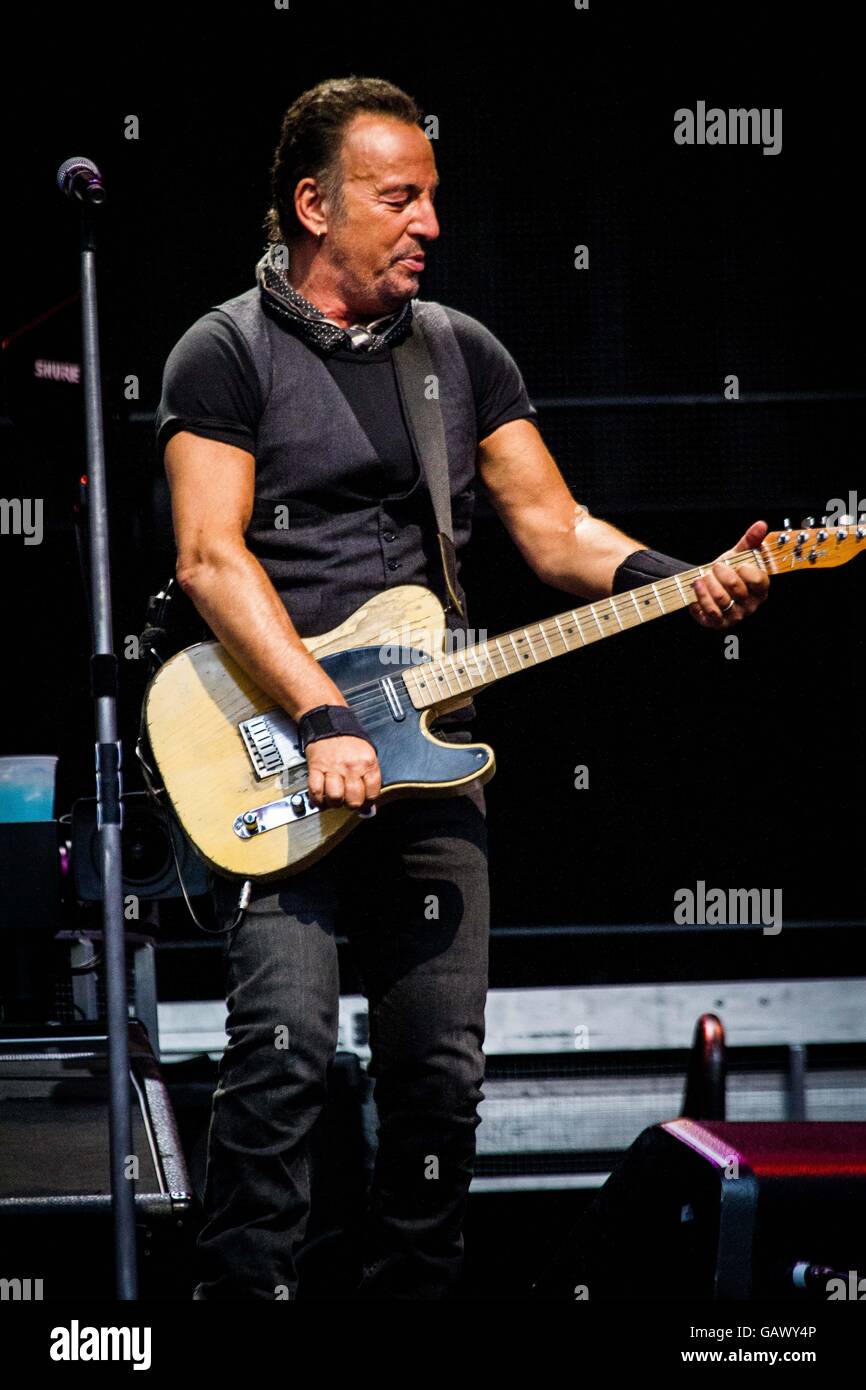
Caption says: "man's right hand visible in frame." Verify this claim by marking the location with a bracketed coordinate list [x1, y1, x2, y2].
[305, 735, 382, 811]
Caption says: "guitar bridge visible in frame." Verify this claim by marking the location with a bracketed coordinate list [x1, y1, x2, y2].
[239, 712, 306, 780]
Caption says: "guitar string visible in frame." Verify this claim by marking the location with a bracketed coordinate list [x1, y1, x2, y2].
[346, 532, 851, 730]
[181, 536, 851, 749]
[337, 527, 856, 717]
[339, 547, 770, 723]
[176, 547, 771, 750]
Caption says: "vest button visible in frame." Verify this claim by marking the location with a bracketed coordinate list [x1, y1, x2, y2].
[383, 529, 397, 542]
[387, 559, 401, 572]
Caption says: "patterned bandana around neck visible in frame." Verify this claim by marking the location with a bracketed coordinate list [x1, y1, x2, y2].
[255, 244, 415, 354]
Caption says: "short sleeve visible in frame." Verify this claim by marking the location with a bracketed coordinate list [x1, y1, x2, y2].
[444, 307, 539, 443]
[155, 310, 263, 457]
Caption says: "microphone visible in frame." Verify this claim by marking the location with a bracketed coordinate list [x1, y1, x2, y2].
[57, 156, 106, 207]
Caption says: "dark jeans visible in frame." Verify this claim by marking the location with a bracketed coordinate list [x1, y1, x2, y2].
[194, 738, 489, 1300]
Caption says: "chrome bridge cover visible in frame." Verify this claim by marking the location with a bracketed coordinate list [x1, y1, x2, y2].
[239, 711, 306, 780]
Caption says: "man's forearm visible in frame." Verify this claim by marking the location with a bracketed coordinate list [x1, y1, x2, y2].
[177, 544, 345, 720]
[479, 420, 692, 600]
[539, 514, 656, 600]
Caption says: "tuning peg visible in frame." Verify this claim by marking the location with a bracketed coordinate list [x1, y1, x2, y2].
[859, 515, 865, 525]
[782, 517, 791, 530]
[801, 516, 815, 528]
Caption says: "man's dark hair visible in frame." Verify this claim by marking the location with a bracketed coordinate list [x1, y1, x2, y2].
[264, 76, 424, 245]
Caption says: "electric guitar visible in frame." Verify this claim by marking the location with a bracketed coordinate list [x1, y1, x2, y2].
[141, 522, 863, 881]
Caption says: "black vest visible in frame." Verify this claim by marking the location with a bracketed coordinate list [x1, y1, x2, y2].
[215, 289, 479, 721]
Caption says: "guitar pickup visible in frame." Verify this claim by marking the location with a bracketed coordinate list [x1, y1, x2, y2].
[381, 676, 406, 721]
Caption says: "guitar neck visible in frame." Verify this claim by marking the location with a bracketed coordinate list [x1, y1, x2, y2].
[404, 548, 767, 711]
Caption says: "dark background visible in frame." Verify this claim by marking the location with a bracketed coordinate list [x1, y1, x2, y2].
[1, 3, 863, 946]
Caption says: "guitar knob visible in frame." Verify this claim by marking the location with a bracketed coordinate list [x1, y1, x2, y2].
[290, 793, 307, 817]
[242, 811, 261, 833]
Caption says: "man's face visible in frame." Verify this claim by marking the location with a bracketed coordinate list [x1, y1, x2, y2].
[321, 114, 440, 316]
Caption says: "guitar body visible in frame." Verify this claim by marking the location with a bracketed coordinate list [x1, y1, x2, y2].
[143, 584, 496, 881]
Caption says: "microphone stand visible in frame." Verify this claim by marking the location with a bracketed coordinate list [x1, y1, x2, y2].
[75, 192, 139, 1300]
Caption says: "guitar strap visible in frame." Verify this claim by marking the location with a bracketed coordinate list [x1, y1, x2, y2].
[391, 303, 466, 619]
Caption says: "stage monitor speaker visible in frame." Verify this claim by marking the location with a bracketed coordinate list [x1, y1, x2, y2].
[71, 791, 210, 902]
[532, 1120, 866, 1301]
[0, 1021, 195, 1298]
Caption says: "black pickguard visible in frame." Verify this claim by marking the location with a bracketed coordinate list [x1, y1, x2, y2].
[319, 645, 492, 792]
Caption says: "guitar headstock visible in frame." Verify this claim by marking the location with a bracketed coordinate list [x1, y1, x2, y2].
[761, 516, 866, 573]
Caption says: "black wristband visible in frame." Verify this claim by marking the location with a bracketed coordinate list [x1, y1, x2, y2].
[296, 703, 376, 756]
[612, 548, 694, 594]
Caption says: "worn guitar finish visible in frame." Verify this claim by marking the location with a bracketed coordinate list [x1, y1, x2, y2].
[142, 523, 863, 881]
[143, 584, 494, 880]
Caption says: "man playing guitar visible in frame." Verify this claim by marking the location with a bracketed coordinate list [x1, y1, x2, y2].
[157, 75, 768, 1300]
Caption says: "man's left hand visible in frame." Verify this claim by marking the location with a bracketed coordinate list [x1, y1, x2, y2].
[689, 520, 770, 629]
